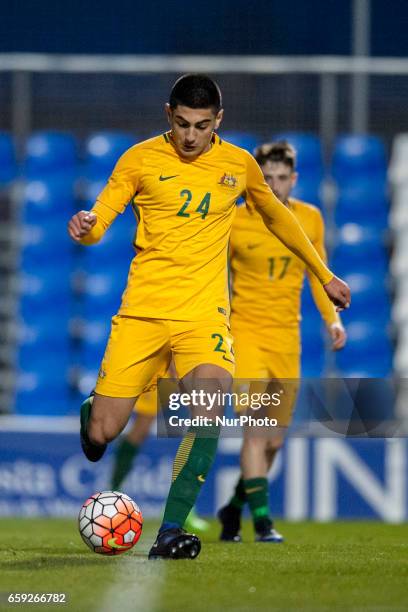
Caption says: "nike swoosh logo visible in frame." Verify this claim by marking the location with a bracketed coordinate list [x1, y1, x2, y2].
[247, 244, 261, 250]
[107, 537, 131, 549]
[198, 474, 206, 483]
[159, 174, 179, 181]
[245, 486, 263, 494]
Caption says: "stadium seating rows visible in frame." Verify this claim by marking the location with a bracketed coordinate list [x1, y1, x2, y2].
[0, 130, 392, 415]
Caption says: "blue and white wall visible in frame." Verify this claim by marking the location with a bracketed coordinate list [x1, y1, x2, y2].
[0, 423, 406, 522]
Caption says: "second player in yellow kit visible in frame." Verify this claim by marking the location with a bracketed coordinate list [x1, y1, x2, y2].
[231, 196, 340, 383]
[219, 141, 346, 543]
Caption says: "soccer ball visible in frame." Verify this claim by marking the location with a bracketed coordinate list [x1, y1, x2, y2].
[78, 491, 143, 555]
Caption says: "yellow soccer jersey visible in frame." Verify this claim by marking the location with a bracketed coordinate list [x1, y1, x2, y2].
[81, 133, 333, 322]
[230, 198, 339, 352]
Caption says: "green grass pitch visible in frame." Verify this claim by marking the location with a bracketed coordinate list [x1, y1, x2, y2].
[0, 519, 407, 611]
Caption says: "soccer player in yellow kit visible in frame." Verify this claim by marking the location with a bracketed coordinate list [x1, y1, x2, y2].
[218, 141, 347, 542]
[67, 75, 350, 560]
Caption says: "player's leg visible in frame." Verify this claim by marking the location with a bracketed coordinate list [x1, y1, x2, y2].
[219, 432, 271, 543]
[80, 315, 171, 462]
[265, 433, 285, 471]
[149, 321, 234, 559]
[240, 424, 284, 542]
[243, 353, 300, 542]
[80, 394, 137, 462]
[159, 362, 232, 529]
[111, 410, 155, 491]
[218, 330, 263, 541]
[110, 381, 158, 489]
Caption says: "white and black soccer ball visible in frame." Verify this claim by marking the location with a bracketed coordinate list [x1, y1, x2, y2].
[78, 490, 143, 555]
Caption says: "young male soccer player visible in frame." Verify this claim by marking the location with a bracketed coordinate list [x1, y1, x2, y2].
[218, 141, 347, 543]
[67, 75, 350, 560]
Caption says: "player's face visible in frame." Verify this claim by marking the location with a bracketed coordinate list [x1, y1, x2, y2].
[261, 161, 297, 204]
[165, 104, 223, 159]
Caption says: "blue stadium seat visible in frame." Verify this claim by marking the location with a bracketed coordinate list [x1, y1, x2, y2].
[291, 177, 322, 207]
[20, 221, 73, 265]
[336, 222, 386, 250]
[19, 268, 72, 315]
[25, 131, 77, 177]
[334, 180, 389, 228]
[335, 322, 393, 377]
[80, 271, 127, 316]
[14, 370, 70, 415]
[330, 224, 388, 276]
[22, 178, 75, 222]
[80, 179, 106, 209]
[15, 342, 71, 415]
[0, 132, 17, 183]
[340, 272, 391, 322]
[84, 131, 136, 179]
[17, 315, 70, 351]
[301, 342, 325, 377]
[332, 135, 387, 184]
[220, 131, 259, 153]
[273, 132, 324, 179]
[301, 315, 326, 376]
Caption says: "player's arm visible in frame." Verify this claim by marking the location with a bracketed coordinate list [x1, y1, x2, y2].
[306, 209, 347, 351]
[67, 147, 140, 245]
[68, 202, 119, 245]
[244, 153, 350, 311]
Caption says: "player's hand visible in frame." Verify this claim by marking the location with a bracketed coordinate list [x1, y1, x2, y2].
[328, 322, 347, 351]
[323, 275, 351, 312]
[68, 210, 97, 242]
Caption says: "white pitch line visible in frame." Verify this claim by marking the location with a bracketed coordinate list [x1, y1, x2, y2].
[97, 527, 167, 612]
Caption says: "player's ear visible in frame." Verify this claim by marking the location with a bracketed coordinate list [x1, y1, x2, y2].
[165, 103, 172, 125]
[291, 171, 298, 188]
[214, 108, 224, 130]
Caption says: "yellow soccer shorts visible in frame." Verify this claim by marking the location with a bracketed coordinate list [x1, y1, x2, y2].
[134, 361, 176, 417]
[134, 388, 157, 417]
[95, 315, 235, 399]
[232, 329, 300, 428]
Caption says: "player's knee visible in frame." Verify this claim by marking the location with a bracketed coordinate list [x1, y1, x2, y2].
[243, 435, 268, 452]
[88, 427, 108, 447]
[266, 435, 284, 452]
[88, 418, 117, 446]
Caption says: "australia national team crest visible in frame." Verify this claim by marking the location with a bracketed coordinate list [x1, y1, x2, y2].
[218, 172, 238, 188]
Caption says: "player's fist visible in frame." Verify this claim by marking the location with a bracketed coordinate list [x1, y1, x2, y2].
[323, 275, 351, 312]
[329, 322, 347, 351]
[68, 210, 97, 242]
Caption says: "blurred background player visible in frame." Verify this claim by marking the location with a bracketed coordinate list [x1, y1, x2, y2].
[218, 141, 347, 542]
[110, 364, 210, 533]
